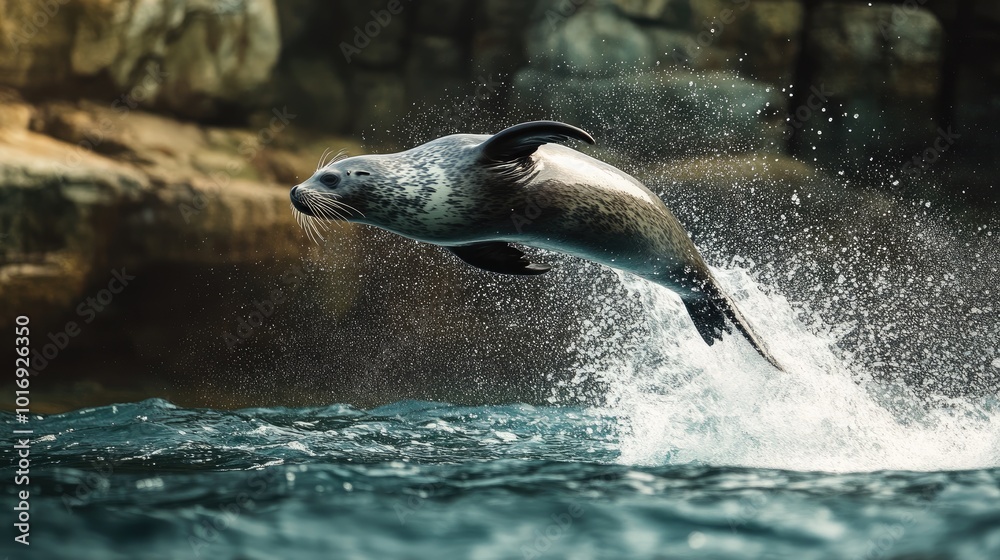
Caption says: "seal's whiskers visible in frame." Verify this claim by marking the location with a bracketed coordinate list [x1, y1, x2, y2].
[315, 147, 333, 171]
[317, 148, 349, 169]
[305, 191, 350, 223]
[328, 148, 349, 166]
[312, 192, 365, 219]
[291, 200, 328, 244]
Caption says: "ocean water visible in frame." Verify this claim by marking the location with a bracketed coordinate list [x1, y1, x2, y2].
[4, 266, 1000, 560]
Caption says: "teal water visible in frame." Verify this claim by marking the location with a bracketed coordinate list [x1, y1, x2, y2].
[5, 263, 1000, 560]
[3, 396, 1000, 560]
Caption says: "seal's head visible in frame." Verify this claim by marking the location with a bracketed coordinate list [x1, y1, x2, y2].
[290, 122, 596, 246]
[289, 149, 378, 243]
[290, 139, 488, 244]
[289, 137, 487, 244]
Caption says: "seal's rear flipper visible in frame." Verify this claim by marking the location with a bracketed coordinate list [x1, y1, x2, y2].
[478, 121, 595, 163]
[682, 296, 731, 346]
[683, 291, 787, 372]
[447, 242, 551, 275]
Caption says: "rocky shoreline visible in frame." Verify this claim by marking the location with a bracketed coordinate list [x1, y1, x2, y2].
[1, 0, 996, 410]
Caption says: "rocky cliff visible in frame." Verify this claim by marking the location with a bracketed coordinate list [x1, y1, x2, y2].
[1, 0, 996, 410]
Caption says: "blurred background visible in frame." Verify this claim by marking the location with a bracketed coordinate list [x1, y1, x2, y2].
[1, 0, 997, 412]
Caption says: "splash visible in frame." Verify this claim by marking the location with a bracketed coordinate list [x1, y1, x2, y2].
[580, 267, 1000, 473]
[338, 65, 1000, 474]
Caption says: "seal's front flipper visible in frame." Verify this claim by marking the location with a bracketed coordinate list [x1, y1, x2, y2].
[478, 121, 595, 163]
[447, 242, 551, 275]
[682, 296, 732, 346]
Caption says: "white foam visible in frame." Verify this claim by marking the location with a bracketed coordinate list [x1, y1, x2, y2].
[591, 269, 1000, 473]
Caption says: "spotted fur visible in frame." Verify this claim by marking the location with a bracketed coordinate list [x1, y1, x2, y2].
[291, 135, 700, 285]
[289, 125, 785, 370]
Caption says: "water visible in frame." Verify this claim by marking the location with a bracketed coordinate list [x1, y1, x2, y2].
[6, 80, 1000, 556]
[5, 263, 1000, 560]
[4, 399, 999, 559]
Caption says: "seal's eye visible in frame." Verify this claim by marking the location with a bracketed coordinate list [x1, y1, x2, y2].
[319, 173, 340, 188]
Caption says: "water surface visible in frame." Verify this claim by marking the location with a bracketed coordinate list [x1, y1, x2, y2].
[5, 270, 999, 560]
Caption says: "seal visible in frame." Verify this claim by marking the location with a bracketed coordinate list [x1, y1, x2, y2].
[289, 121, 784, 370]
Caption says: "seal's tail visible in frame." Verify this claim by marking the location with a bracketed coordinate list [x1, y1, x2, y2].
[681, 286, 786, 372]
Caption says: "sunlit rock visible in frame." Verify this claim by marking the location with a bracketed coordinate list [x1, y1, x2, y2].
[0, 0, 281, 119]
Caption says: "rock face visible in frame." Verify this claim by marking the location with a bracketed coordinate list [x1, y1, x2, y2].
[513, 1, 784, 160]
[513, 67, 783, 160]
[0, 91, 374, 406]
[0, 92, 589, 410]
[3, 0, 992, 161]
[799, 4, 943, 165]
[527, 5, 655, 76]
[0, 94, 343, 271]
[1, 0, 997, 410]
[0, 0, 281, 119]
[0, 96, 311, 312]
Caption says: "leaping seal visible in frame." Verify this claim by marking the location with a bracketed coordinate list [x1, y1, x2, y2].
[289, 121, 785, 370]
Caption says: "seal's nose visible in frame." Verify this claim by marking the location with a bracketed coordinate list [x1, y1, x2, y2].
[289, 185, 314, 215]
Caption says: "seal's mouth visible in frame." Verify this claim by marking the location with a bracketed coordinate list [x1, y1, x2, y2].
[290, 186, 314, 216]
[289, 185, 365, 244]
